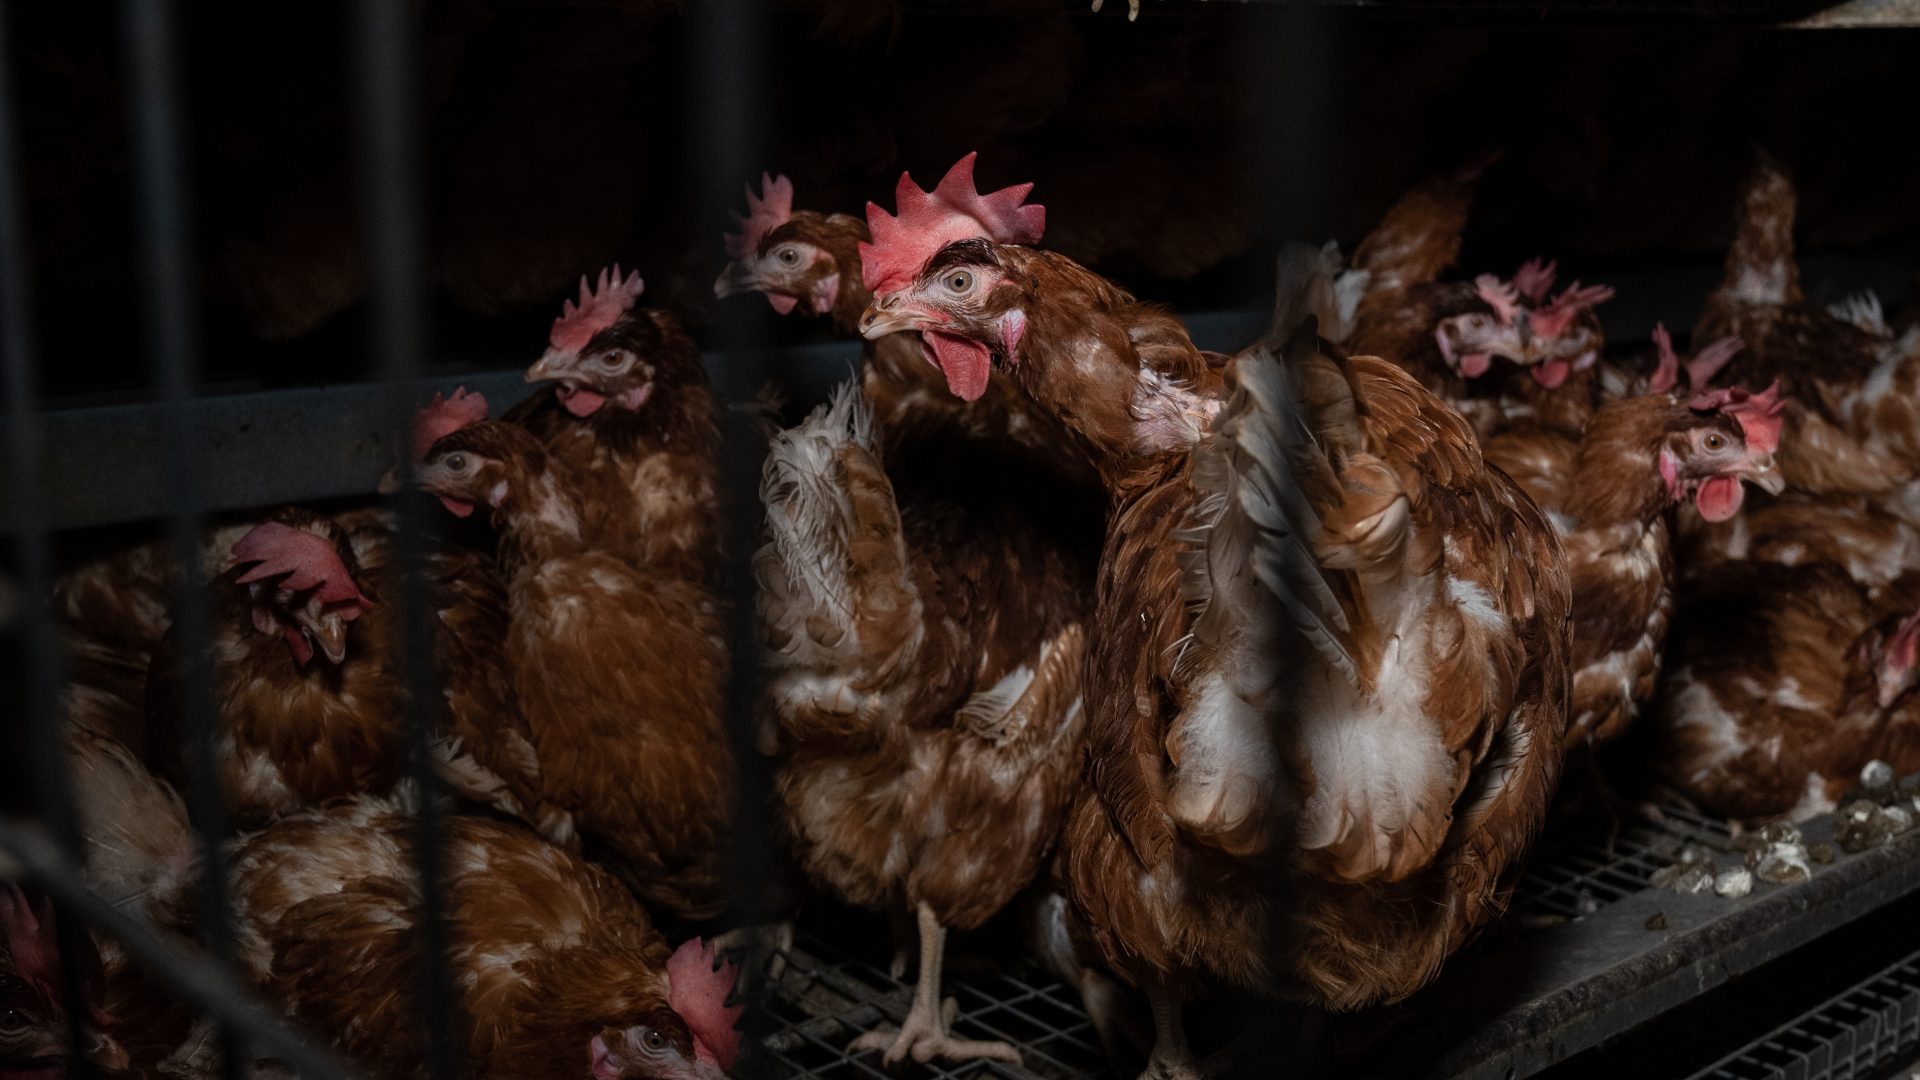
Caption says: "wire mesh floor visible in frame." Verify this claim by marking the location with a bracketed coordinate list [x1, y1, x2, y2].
[1513, 804, 1735, 923]
[761, 923, 1111, 1080]
[754, 804, 1745, 1078]
[1691, 950, 1920, 1080]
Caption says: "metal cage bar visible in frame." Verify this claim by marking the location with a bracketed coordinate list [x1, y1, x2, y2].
[348, 2, 464, 1077]
[0, 3, 96, 1077]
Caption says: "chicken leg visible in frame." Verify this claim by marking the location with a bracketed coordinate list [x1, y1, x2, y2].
[848, 903, 1023, 1067]
[1141, 981, 1207, 1080]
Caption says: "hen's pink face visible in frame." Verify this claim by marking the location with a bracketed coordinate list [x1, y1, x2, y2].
[713, 235, 841, 318]
[1524, 315, 1604, 390]
[859, 242, 1022, 402]
[414, 445, 511, 522]
[1434, 310, 1529, 380]
[587, 1019, 724, 1080]
[1657, 420, 1783, 522]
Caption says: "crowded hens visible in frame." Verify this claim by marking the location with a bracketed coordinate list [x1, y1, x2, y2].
[8, 145, 1920, 1080]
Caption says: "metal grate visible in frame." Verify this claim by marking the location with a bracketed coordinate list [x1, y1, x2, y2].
[1693, 953, 1920, 1080]
[1514, 805, 1735, 922]
[753, 805, 1747, 1078]
[761, 922, 1110, 1080]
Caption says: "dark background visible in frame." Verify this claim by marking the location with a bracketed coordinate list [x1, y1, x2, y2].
[10, 0, 1920, 402]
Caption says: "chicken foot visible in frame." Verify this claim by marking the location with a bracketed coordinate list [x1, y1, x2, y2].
[848, 903, 1023, 1067]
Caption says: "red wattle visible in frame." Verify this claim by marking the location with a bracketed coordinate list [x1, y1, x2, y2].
[1532, 358, 1571, 389]
[1695, 475, 1746, 522]
[767, 293, 799, 315]
[923, 331, 992, 401]
[1459, 352, 1492, 378]
[557, 384, 608, 417]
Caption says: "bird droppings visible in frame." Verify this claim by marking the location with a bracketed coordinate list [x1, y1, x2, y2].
[1713, 866, 1753, 898]
[1757, 821, 1802, 846]
[1651, 861, 1716, 895]
[1860, 758, 1895, 793]
[1644, 913, 1669, 931]
[1748, 841, 1812, 885]
[1834, 795, 1913, 853]
[1809, 843, 1836, 865]
[1575, 890, 1599, 917]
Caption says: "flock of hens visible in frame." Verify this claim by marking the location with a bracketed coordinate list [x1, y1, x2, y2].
[5, 147, 1920, 1080]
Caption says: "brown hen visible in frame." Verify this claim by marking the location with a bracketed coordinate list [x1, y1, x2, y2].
[413, 420, 734, 923]
[862, 217, 1571, 1077]
[716, 163, 1099, 1068]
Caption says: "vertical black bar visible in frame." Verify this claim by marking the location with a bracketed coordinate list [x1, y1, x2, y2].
[1236, 6, 1330, 1073]
[0, 5, 93, 1078]
[117, 6, 243, 1080]
[348, 5, 460, 1080]
[689, 0, 779, 986]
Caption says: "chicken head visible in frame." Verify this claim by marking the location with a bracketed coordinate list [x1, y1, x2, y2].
[712, 174, 847, 317]
[229, 521, 375, 666]
[525, 266, 671, 419]
[1658, 384, 1786, 522]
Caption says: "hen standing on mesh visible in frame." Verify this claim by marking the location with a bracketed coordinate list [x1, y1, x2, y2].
[859, 171, 1571, 1076]
[715, 159, 1099, 1068]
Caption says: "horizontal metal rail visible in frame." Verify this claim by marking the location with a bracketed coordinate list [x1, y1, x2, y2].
[0, 821, 366, 1080]
[1398, 808, 1920, 1080]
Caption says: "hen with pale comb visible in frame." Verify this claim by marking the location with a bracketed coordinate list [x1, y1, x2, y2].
[722, 173, 794, 260]
[549, 265, 645, 355]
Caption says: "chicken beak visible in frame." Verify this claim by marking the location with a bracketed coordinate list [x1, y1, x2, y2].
[525, 348, 572, 385]
[312, 613, 350, 665]
[713, 264, 755, 299]
[859, 296, 934, 340]
[1742, 451, 1786, 495]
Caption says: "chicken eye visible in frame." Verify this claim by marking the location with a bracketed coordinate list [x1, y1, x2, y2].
[641, 1028, 668, 1052]
[1703, 432, 1728, 451]
[777, 246, 801, 266]
[443, 453, 469, 472]
[944, 270, 974, 294]
[0, 1007, 25, 1031]
[597, 350, 630, 371]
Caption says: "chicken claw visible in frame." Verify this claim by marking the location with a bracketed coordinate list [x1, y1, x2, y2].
[848, 903, 1024, 1068]
[847, 996, 1023, 1068]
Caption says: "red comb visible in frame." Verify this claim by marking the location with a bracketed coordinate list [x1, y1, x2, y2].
[723, 173, 794, 260]
[1513, 258, 1559, 304]
[1649, 323, 1681, 393]
[231, 523, 373, 612]
[667, 938, 743, 1070]
[1687, 335, 1744, 391]
[860, 152, 1046, 294]
[1474, 274, 1520, 325]
[1691, 381, 1784, 454]
[410, 387, 488, 465]
[1, 882, 58, 992]
[1530, 282, 1615, 340]
[549, 265, 644, 354]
